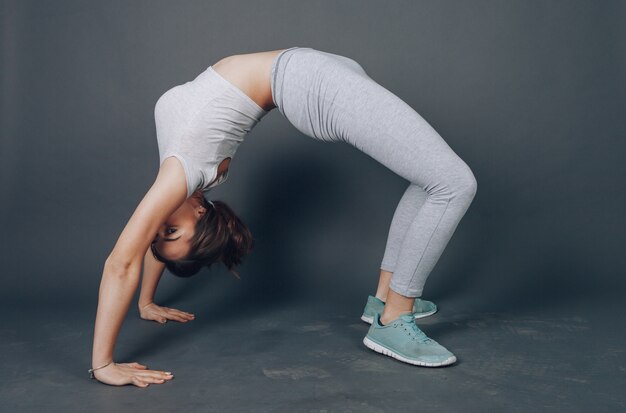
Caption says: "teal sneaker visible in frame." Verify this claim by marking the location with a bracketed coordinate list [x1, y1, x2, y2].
[360, 295, 437, 324]
[363, 312, 457, 367]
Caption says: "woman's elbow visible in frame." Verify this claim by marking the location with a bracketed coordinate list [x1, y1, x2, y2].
[104, 255, 137, 276]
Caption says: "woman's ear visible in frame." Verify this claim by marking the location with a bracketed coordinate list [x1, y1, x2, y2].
[189, 191, 208, 217]
[196, 206, 207, 217]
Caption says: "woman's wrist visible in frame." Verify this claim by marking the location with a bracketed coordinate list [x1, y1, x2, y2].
[88, 360, 115, 379]
[138, 300, 154, 310]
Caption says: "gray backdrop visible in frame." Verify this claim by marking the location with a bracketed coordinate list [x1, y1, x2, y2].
[1, 0, 624, 313]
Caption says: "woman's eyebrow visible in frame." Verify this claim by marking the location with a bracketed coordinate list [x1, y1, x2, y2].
[163, 235, 182, 242]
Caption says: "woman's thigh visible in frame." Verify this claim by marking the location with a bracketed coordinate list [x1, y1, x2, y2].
[279, 48, 471, 190]
[330, 71, 470, 190]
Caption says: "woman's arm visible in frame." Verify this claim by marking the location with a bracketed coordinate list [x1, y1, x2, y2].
[138, 247, 166, 309]
[90, 157, 187, 387]
[138, 247, 195, 324]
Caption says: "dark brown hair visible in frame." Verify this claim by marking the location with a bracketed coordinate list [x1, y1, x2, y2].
[150, 198, 254, 278]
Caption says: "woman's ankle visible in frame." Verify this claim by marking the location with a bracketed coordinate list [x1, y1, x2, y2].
[380, 310, 412, 325]
[380, 288, 415, 325]
[374, 269, 393, 302]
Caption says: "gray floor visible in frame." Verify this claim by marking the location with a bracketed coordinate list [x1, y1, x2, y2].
[1, 282, 625, 413]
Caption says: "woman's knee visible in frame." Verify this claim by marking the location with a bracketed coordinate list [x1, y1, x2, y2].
[424, 161, 477, 203]
[456, 163, 478, 200]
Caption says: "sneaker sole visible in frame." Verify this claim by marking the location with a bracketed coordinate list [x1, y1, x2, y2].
[362, 336, 457, 367]
[360, 307, 437, 325]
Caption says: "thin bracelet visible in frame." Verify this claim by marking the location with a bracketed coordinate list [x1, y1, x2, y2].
[88, 361, 114, 379]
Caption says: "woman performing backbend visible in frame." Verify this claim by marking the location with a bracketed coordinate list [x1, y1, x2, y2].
[90, 46, 477, 386]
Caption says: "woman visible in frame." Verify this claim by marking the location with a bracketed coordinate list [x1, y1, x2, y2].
[90, 47, 477, 386]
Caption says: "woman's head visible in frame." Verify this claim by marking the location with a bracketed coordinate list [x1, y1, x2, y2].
[150, 191, 254, 278]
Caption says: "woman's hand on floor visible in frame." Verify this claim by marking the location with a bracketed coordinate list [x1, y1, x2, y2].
[93, 362, 174, 387]
[139, 302, 195, 324]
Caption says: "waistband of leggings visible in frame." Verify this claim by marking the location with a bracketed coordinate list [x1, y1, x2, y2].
[270, 47, 313, 110]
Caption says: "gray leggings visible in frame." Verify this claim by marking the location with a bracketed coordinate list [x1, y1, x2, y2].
[270, 47, 477, 298]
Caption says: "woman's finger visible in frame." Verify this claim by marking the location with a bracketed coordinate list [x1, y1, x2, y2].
[134, 370, 174, 379]
[166, 308, 181, 315]
[162, 315, 186, 323]
[167, 309, 195, 319]
[135, 370, 174, 381]
[135, 375, 167, 384]
[162, 311, 190, 322]
[130, 376, 149, 388]
[119, 362, 147, 369]
[169, 313, 190, 322]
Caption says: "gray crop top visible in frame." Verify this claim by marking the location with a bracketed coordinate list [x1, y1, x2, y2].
[154, 65, 269, 198]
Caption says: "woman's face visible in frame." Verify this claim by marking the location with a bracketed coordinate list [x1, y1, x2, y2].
[153, 192, 206, 261]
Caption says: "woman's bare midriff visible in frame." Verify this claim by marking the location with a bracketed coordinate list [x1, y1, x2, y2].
[199, 49, 289, 190]
[211, 48, 289, 112]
